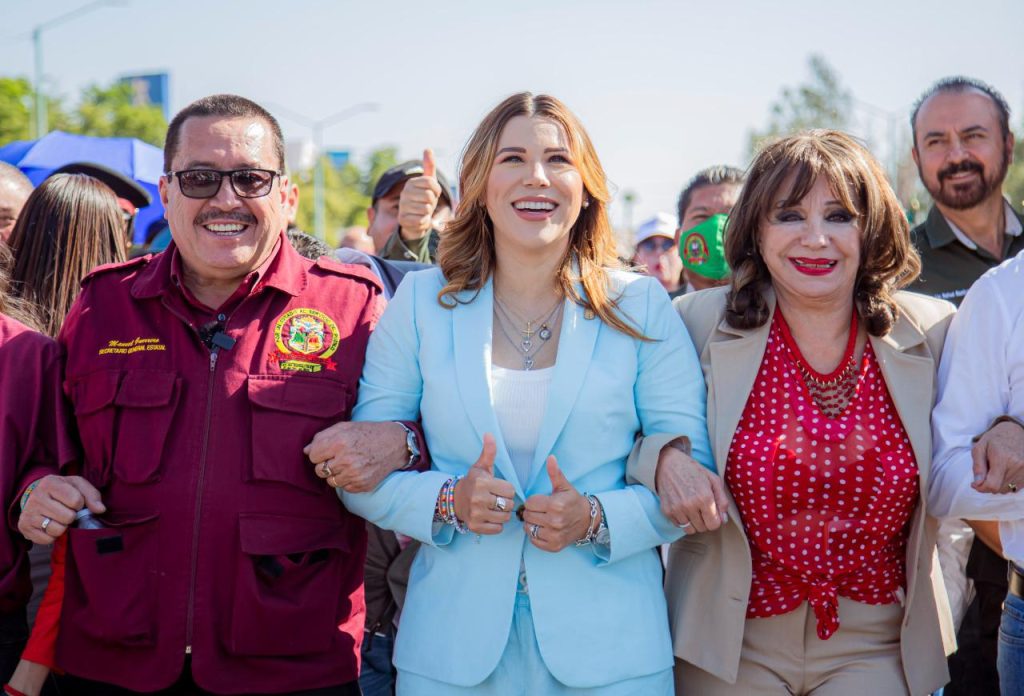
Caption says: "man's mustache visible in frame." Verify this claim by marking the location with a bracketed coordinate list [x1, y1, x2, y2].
[194, 210, 257, 225]
[938, 160, 984, 182]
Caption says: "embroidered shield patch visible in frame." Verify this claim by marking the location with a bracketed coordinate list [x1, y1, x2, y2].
[269, 308, 341, 372]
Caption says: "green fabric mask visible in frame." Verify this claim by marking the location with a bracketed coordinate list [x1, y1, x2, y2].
[679, 213, 729, 280]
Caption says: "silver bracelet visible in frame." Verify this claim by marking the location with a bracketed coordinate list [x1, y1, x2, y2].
[575, 494, 600, 546]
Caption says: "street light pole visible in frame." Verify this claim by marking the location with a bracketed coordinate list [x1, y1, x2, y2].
[313, 123, 326, 243]
[269, 102, 378, 240]
[31, 0, 126, 138]
[32, 27, 43, 139]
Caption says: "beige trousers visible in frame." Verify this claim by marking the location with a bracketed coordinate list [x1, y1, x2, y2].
[675, 597, 907, 695]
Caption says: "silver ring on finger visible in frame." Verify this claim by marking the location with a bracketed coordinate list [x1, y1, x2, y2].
[676, 521, 693, 530]
[1009, 482, 1019, 493]
[493, 495, 508, 512]
[320, 461, 332, 478]
[530, 524, 540, 539]
[41, 517, 52, 533]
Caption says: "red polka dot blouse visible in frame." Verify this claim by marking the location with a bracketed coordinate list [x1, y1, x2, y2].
[725, 311, 919, 640]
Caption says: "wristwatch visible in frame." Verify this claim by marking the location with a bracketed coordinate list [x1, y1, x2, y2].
[394, 422, 421, 470]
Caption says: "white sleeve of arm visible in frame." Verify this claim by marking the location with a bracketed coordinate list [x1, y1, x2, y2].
[929, 274, 1024, 520]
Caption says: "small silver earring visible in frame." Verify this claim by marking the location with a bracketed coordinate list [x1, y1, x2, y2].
[582, 198, 590, 209]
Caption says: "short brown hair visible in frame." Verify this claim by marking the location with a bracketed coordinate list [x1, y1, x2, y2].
[724, 130, 920, 336]
[438, 92, 645, 339]
[6, 173, 127, 336]
[164, 94, 285, 172]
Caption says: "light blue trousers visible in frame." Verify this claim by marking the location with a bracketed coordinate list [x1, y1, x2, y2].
[397, 591, 672, 696]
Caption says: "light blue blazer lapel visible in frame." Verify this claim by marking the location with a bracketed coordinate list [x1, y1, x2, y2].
[526, 299, 600, 492]
[451, 279, 526, 500]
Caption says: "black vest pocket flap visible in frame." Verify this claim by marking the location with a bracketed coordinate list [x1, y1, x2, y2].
[247, 375, 350, 418]
[114, 370, 177, 408]
[238, 513, 349, 556]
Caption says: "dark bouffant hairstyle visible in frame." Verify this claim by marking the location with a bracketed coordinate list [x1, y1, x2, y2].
[724, 130, 920, 337]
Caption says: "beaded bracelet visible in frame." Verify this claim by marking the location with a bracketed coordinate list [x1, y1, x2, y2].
[19, 480, 41, 512]
[433, 476, 468, 533]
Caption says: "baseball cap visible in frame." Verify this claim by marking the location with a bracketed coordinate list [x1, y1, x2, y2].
[371, 160, 453, 207]
[634, 213, 677, 246]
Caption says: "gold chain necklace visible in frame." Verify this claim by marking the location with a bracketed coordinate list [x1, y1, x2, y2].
[778, 310, 860, 419]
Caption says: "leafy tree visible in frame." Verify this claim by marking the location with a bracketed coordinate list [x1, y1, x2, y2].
[0, 78, 165, 147]
[73, 82, 166, 146]
[1005, 121, 1024, 213]
[0, 77, 73, 144]
[748, 55, 853, 156]
[0, 78, 35, 144]
[292, 147, 399, 246]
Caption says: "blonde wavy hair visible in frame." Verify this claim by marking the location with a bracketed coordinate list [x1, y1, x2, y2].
[437, 92, 645, 340]
[725, 130, 921, 336]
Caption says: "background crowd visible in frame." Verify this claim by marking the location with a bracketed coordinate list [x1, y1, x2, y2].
[0, 15, 1023, 692]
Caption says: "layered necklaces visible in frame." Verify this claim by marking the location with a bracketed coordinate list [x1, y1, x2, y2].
[493, 293, 562, 370]
[778, 309, 860, 419]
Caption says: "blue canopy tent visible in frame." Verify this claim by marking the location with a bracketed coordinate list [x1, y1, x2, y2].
[0, 131, 166, 245]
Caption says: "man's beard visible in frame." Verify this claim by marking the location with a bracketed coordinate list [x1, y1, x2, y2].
[921, 147, 1009, 210]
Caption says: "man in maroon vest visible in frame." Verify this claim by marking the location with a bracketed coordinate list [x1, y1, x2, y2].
[17, 94, 417, 695]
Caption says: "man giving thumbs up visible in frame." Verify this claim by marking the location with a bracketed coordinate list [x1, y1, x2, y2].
[372, 149, 454, 263]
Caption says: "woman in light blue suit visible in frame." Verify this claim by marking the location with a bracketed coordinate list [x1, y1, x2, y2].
[342, 92, 716, 695]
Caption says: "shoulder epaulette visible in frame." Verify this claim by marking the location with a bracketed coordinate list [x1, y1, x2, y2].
[80, 254, 152, 285]
[314, 256, 384, 292]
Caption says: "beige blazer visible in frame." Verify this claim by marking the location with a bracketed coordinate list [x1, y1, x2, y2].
[629, 286, 958, 696]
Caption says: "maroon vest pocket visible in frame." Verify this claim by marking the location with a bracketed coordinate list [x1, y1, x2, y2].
[70, 370, 121, 487]
[63, 513, 160, 647]
[111, 370, 180, 484]
[227, 513, 349, 656]
[246, 375, 351, 493]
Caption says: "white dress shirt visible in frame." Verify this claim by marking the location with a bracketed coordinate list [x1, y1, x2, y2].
[930, 249, 1024, 564]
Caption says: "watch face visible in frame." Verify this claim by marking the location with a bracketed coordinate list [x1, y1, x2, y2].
[406, 429, 420, 457]
[595, 526, 610, 546]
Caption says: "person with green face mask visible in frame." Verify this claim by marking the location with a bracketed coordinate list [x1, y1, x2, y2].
[679, 213, 730, 289]
[670, 165, 745, 297]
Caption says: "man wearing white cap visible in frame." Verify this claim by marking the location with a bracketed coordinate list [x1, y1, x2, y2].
[632, 212, 683, 295]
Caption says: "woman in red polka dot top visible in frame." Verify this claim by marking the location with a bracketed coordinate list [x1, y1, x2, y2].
[637, 131, 958, 695]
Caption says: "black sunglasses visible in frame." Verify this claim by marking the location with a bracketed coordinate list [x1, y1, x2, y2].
[166, 168, 281, 199]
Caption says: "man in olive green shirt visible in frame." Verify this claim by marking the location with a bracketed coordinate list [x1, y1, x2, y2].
[910, 77, 1023, 306]
[368, 151, 454, 264]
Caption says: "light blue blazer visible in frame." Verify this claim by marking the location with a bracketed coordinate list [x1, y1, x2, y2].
[343, 267, 712, 688]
